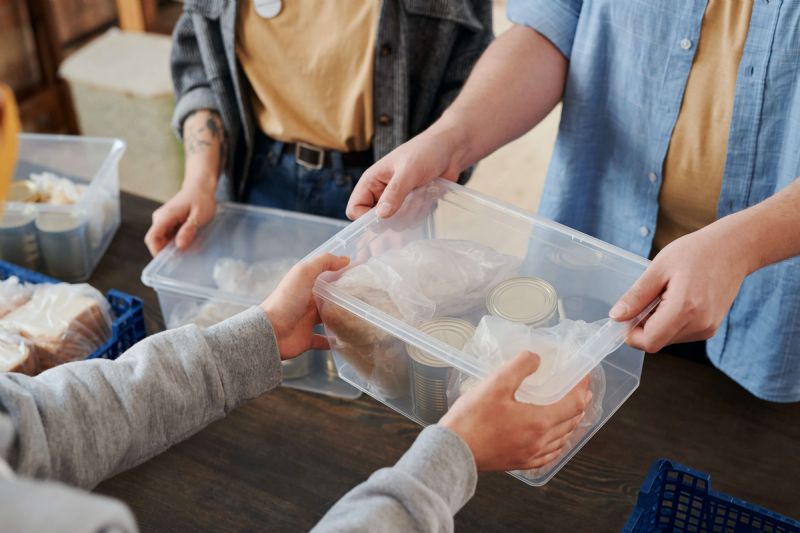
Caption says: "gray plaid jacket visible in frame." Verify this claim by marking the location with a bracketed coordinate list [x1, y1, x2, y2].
[171, 0, 493, 200]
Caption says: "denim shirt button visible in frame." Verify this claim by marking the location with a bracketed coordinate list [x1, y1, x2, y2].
[648, 172, 658, 183]
[680, 38, 693, 50]
[639, 226, 649, 237]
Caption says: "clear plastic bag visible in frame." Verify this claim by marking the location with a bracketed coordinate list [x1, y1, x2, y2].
[320, 239, 521, 398]
[0, 283, 112, 372]
[0, 327, 39, 374]
[448, 315, 611, 478]
[168, 256, 297, 329]
[0, 276, 35, 319]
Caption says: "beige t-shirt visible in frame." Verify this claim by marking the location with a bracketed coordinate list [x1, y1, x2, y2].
[653, 0, 753, 252]
[235, 0, 380, 152]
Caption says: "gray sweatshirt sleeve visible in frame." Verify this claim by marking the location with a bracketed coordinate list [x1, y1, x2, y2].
[0, 306, 281, 489]
[312, 425, 478, 533]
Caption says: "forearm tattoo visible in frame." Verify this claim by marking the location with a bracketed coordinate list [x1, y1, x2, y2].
[184, 111, 227, 166]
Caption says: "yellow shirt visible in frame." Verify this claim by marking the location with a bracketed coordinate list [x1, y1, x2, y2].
[653, 0, 753, 252]
[235, 0, 379, 152]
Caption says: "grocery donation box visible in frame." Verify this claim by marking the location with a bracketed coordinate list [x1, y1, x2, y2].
[1, 134, 124, 282]
[142, 203, 360, 399]
[312, 179, 655, 486]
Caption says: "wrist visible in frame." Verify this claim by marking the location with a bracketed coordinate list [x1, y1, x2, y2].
[431, 111, 472, 177]
[182, 171, 218, 195]
[709, 212, 764, 276]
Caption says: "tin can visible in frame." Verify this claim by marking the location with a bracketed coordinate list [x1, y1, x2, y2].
[35, 211, 90, 281]
[487, 277, 559, 327]
[407, 318, 475, 424]
[282, 352, 313, 380]
[0, 208, 40, 269]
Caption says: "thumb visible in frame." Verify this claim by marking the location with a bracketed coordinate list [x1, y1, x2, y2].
[493, 351, 541, 395]
[610, 263, 665, 321]
[375, 167, 419, 219]
[302, 253, 350, 280]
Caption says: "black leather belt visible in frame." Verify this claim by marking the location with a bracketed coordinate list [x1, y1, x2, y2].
[283, 141, 374, 170]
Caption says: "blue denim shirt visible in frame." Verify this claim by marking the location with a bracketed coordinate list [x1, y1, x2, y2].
[509, 0, 800, 402]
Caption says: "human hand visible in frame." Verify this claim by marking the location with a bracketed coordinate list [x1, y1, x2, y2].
[440, 351, 591, 472]
[346, 124, 467, 220]
[144, 184, 217, 256]
[260, 253, 350, 359]
[610, 221, 750, 353]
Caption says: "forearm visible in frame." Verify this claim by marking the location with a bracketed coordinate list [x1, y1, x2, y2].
[0, 307, 281, 489]
[714, 177, 800, 274]
[433, 25, 568, 173]
[182, 109, 227, 191]
[312, 426, 477, 533]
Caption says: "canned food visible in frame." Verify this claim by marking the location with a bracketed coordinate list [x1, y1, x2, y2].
[35, 211, 90, 281]
[0, 208, 40, 269]
[407, 318, 475, 424]
[487, 277, 559, 327]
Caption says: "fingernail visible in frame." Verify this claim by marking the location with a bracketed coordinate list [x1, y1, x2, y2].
[609, 302, 628, 320]
[584, 390, 593, 404]
[376, 202, 392, 218]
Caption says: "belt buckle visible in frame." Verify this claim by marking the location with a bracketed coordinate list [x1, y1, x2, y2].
[295, 142, 325, 170]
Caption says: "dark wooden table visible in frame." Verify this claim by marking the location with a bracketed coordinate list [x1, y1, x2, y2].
[91, 193, 800, 532]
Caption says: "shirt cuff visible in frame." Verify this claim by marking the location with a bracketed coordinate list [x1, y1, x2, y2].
[172, 85, 218, 139]
[395, 425, 478, 514]
[507, 0, 581, 58]
[203, 307, 282, 411]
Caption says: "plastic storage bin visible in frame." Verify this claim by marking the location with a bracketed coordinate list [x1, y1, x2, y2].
[312, 179, 655, 486]
[0, 260, 146, 362]
[142, 203, 360, 400]
[623, 459, 800, 532]
[1, 134, 124, 282]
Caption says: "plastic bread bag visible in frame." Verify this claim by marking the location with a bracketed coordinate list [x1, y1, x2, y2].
[323, 239, 521, 346]
[0, 276, 35, 318]
[319, 239, 520, 397]
[168, 256, 297, 329]
[0, 327, 39, 375]
[448, 315, 610, 477]
[0, 282, 112, 371]
[212, 256, 297, 298]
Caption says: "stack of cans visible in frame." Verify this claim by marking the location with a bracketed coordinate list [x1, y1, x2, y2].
[406, 318, 475, 424]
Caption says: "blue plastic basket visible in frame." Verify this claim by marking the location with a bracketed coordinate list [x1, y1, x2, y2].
[623, 459, 800, 533]
[0, 260, 146, 362]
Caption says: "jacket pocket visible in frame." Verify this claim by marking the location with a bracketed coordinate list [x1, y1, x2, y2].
[402, 0, 484, 32]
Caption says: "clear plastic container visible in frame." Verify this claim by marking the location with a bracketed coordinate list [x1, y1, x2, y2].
[311, 179, 656, 485]
[1, 134, 124, 282]
[141, 203, 361, 400]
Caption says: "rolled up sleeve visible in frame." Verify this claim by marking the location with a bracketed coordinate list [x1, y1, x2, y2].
[507, 0, 582, 59]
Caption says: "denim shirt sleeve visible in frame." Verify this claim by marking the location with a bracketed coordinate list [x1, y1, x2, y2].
[507, 0, 583, 58]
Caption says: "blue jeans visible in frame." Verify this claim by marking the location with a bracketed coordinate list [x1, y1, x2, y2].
[243, 132, 369, 220]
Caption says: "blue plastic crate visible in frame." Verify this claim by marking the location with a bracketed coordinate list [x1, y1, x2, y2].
[623, 459, 800, 533]
[0, 260, 146, 362]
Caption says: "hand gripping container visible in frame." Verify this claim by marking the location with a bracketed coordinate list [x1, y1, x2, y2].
[1, 134, 125, 282]
[142, 203, 360, 400]
[311, 180, 656, 486]
[623, 459, 800, 532]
